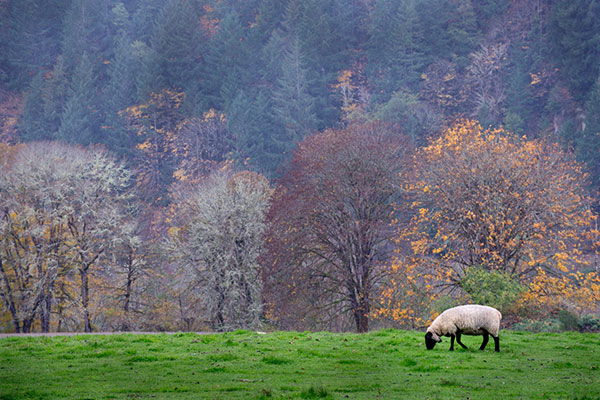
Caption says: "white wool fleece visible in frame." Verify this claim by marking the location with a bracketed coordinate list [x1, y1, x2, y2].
[427, 305, 502, 339]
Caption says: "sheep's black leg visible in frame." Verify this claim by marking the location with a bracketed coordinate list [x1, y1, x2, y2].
[479, 331, 489, 351]
[456, 332, 468, 349]
[492, 335, 500, 352]
[449, 334, 455, 351]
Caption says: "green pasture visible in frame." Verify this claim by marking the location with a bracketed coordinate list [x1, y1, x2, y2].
[1, 330, 598, 399]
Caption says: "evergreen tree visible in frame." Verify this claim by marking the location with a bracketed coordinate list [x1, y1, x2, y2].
[503, 43, 531, 136]
[20, 73, 48, 141]
[41, 56, 69, 135]
[57, 54, 98, 145]
[148, 0, 204, 95]
[2, 0, 68, 89]
[272, 37, 318, 155]
[579, 75, 600, 196]
[250, 0, 289, 45]
[131, 0, 163, 43]
[61, 0, 115, 76]
[367, 0, 426, 100]
[202, 10, 249, 111]
[548, 0, 600, 103]
[418, 0, 479, 68]
[103, 33, 139, 156]
[227, 88, 284, 176]
[111, 2, 131, 36]
[446, 0, 479, 68]
[21, 58, 69, 142]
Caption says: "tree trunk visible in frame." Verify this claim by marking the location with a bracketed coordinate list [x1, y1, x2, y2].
[22, 317, 33, 333]
[80, 267, 92, 332]
[353, 299, 370, 333]
[122, 260, 133, 331]
[0, 258, 20, 333]
[40, 292, 52, 332]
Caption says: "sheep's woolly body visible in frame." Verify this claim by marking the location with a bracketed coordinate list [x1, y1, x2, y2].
[427, 305, 502, 338]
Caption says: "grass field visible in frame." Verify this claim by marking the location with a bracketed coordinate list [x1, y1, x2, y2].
[1, 329, 599, 399]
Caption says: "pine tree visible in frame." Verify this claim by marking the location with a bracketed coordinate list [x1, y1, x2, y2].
[20, 57, 69, 142]
[272, 37, 318, 153]
[148, 0, 204, 94]
[41, 56, 69, 135]
[57, 54, 98, 145]
[579, 75, 600, 196]
[368, 0, 426, 100]
[103, 33, 138, 156]
[131, 0, 163, 42]
[446, 0, 479, 68]
[548, 0, 600, 103]
[2, 0, 67, 89]
[392, 0, 427, 87]
[202, 10, 249, 111]
[61, 0, 115, 76]
[20, 73, 48, 141]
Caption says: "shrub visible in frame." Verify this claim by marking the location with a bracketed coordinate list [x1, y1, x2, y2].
[511, 318, 563, 333]
[460, 266, 526, 312]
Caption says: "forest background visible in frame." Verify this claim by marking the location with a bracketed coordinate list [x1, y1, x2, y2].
[0, 0, 599, 334]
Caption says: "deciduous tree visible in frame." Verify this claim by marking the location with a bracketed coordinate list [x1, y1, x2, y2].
[0, 143, 134, 332]
[392, 120, 598, 321]
[169, 170, 272, 331]
[265, 123, 410, 332]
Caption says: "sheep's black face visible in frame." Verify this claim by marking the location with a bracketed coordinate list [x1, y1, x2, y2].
[425, 332, 437, 350]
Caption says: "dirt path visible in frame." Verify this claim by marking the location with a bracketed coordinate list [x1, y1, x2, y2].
[0, 331, 213, 338]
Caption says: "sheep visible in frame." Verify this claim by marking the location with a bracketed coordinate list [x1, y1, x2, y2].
[425, 304, 502, 352]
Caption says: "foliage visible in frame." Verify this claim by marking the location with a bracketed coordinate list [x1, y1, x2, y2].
[2, 0, 600, 333]
[393, 120, 599, 322]
[547, 0, 600, 103]
[0, 142, 136, 332]
[511, 318, 563, 333]
[265, 123, 410, 332]
[169, 169, 272, 331]
[459, 266, 526, 312]
[2, 330, 600, 399]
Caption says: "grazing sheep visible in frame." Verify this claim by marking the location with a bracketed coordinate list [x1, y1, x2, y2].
[425, 305, 502, 352]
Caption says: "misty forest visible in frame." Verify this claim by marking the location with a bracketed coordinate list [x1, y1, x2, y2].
[0, 0, 599, 334]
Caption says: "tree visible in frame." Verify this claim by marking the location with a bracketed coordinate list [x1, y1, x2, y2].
[61, 0, 115, 76]
[227, 89, 282, 176]
[20, 57, 69, 142]
[57, 53, 99, 145]
[20, 73, 47, 141]
[466, 42, 509, 124]
[265, 123, 410, 332]
[62, 146, 134, 332]
[171, 110, 233, 184]
[271, 37, 318, 154]
[147, 0, 205, 99]
[396, 120, 598, 318]
[0, 143, 73, 332]
[1, 0, 67, 89]
[579, 75, 600, 199]
[0, 143, 134, 332]
[420, 59, 468, 117]
[124, 89, 186, 205]
[367, 0, 426, 100]
[102, 33, 140, 156]
[547, 0, 600, 103]
[201, 10, 249, 111]
[169, 170, 272, 331]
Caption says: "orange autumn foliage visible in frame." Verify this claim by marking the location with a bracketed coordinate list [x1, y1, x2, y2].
[380, 120, 599, 325]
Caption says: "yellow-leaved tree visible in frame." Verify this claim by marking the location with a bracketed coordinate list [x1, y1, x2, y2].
[375, 120, 599, 327]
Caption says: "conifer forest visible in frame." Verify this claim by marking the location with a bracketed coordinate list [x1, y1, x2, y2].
[0, 0, 599, 334]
